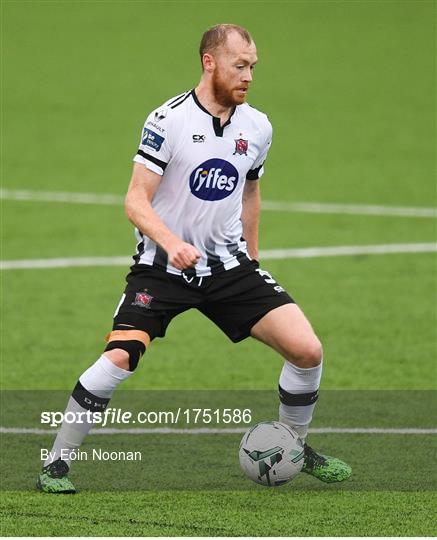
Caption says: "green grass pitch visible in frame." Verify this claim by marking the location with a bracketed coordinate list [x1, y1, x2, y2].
[1, 0, 436, 536]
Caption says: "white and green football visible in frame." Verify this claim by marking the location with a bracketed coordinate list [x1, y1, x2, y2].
[239, 421, 304, 486]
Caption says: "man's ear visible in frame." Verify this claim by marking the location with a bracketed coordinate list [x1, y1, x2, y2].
[202, 52, 216, 73]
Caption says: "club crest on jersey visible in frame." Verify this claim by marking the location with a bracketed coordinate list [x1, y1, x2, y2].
[233, 138, 249, 156]
[189, 158, 239, 201]
[132, 291, 153, 309]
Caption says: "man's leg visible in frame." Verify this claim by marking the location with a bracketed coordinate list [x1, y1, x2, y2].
[37, 331, 149, 493]
[251, 303, 322, 439]
[251, 303, 351, 483]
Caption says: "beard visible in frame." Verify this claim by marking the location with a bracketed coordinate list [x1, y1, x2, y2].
[211, 70, 247, 107]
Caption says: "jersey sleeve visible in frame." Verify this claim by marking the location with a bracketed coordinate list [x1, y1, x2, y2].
[246, 118, 273, 181]
[133, 105, 173, 176]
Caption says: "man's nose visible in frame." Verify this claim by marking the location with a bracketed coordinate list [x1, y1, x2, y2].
[243, 67, 253, 82]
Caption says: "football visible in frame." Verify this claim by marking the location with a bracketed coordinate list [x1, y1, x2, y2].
[239, 421, 304, 486]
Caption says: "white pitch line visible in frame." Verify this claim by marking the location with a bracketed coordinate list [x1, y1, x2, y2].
[0, 256, 131, 270]
[1, 243, 436, 270]
[2, 188, 436, 218]
[1, 427, 436, 435]
[0, 188, 124, 206]
[259, 243, 437, 260]
[262, 200, 437, 218]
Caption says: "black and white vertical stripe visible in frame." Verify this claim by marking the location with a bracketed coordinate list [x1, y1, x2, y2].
[132, 236, 250, 276]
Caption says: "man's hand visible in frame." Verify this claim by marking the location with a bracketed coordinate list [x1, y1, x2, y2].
[165, 239, 201, 270]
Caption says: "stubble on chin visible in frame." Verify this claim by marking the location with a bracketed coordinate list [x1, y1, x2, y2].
[212, 72, 244, 108]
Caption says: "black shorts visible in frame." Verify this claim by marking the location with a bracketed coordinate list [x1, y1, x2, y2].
[112, 260, 294, 343]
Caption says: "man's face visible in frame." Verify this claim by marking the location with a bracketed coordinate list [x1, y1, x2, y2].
[210, 33, 258, 107]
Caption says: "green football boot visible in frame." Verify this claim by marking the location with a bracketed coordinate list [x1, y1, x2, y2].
[302, 443, 351, 483]
[36, 458, 76, 494]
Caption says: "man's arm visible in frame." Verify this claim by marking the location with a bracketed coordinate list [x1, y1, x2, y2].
[125, 162, 200, 270]
[241, 179, 261, 261]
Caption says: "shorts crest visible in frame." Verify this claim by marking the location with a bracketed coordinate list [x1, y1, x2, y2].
[132, 291, 153, 309]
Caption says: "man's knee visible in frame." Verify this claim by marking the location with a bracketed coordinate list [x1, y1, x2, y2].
[288, 337, 323, 368]
[104, 330, 150, 371]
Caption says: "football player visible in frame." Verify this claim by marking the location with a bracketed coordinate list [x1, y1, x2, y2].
[38, 24, 351, 493]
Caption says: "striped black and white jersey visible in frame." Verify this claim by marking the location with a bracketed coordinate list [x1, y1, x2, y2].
[132, 89, 272, 277]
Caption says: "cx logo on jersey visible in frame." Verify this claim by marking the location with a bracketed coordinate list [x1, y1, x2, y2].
[189, 158, 239, 201]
